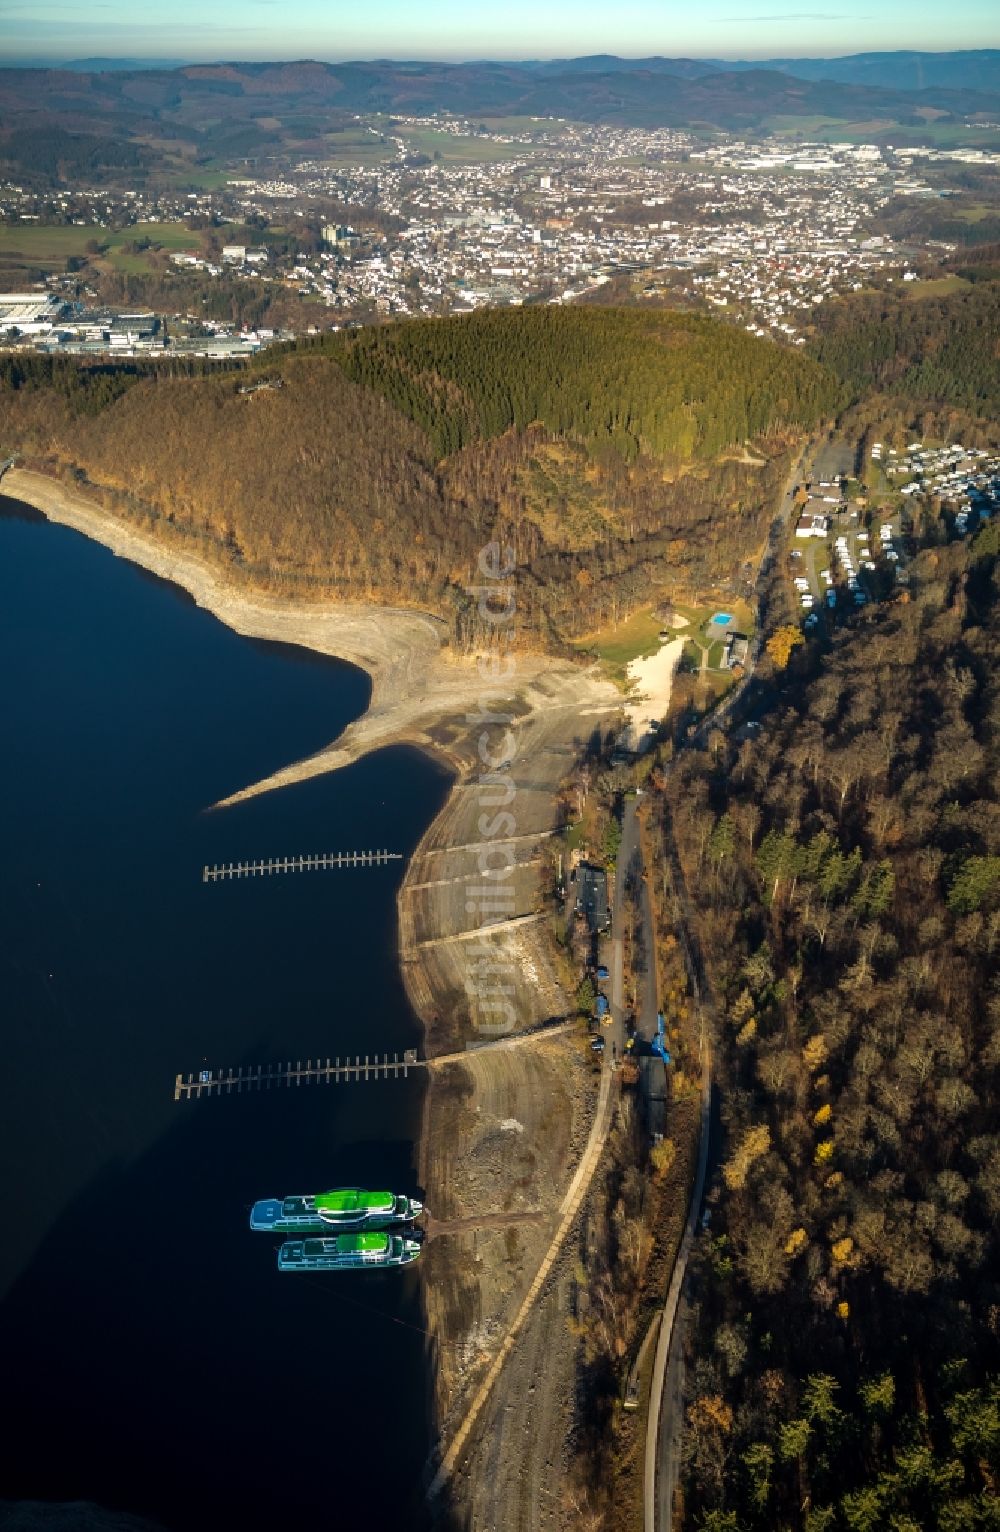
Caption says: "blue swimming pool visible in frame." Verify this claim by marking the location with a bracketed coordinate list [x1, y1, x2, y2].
[711, 612, 732, 625]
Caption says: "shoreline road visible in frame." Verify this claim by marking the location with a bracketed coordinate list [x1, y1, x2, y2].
[611, 806, 631, 1061]
[655, 1292, 689, 1527]
[641, 437, 824, 1529]
[690, 435, 818, 750]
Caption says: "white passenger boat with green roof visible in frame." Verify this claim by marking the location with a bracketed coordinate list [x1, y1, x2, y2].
[277, 1232, 422, 1272]
[249, 1187, 422, 1234]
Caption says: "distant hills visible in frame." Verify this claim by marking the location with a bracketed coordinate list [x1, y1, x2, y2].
[3, 51, 998, 96]
[1, 52, 999, 186]
[60, 57, 192, 73]
[520, 50, 1000, 95]
[723, 49, 1000, 94]
[1, 55, 191, 72]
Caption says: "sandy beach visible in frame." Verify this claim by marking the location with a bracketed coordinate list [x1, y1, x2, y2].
[621, 636, 685, 752]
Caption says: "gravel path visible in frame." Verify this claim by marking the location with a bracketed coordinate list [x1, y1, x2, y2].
[428, 1060, 616, 1502]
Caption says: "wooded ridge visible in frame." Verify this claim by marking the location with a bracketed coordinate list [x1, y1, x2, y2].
[0, 307, 837, 645]
[667, 521, 1000, 1529]
[810, 277, 1000, 422]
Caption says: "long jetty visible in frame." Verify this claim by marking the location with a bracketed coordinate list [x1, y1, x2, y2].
[202, 849, 401, 883]
[175, 1051, 420, 1100]
[173, 1020, 576, 1104]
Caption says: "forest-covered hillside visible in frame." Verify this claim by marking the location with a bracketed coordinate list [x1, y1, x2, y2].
[323, 307, 836, 461]
[810, 276, 1000, 423]
[664, 522, 1000, 1528]
[0, 308, 837, 645]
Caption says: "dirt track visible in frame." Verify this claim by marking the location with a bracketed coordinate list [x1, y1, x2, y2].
[399, 678, 617, 1057]
[428, 1057, 616, 1526]
[450, 1249, 580, 1532]
[419, 1038, 599, 1439]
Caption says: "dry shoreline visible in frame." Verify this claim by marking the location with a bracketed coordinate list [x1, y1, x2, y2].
[5, 466, 621, 1514]
[4, 470, 619, 1040]
[4, 468, 617, 813]
[5, 467, 448, 750]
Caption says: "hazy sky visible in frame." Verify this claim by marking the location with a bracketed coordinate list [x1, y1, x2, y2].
[2, 0, 998, 62]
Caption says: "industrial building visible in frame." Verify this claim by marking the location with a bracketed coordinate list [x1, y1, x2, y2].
[0, 293, 66, 335]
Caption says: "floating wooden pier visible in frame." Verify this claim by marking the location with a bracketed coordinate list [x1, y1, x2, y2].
[174, 1050, 421, 1101]
[202, 849, 402, 883]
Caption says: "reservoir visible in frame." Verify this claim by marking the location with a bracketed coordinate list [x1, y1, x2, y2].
[0, 497, 452, 1529]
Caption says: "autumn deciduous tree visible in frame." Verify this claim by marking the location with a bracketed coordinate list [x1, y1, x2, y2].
[722, 1123, 771, 1190]
[766, 624, 805, 668]
[650, 1137, 676, 1176]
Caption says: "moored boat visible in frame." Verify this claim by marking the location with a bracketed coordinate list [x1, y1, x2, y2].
[250, 1187, 422, 1233]
[277, 1232, 421, 1272]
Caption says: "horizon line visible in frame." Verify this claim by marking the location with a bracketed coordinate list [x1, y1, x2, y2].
[2, 44, 999, 68]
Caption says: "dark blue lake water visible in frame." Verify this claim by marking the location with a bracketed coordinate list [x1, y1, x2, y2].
[0, 498, 452, 1530]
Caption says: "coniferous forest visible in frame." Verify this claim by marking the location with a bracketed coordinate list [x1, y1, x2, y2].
[325, 307, 836, 461]
[809, 276, 1000, 423]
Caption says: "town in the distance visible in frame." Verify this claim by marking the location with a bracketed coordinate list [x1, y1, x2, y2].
[2, 111, 998, 358]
